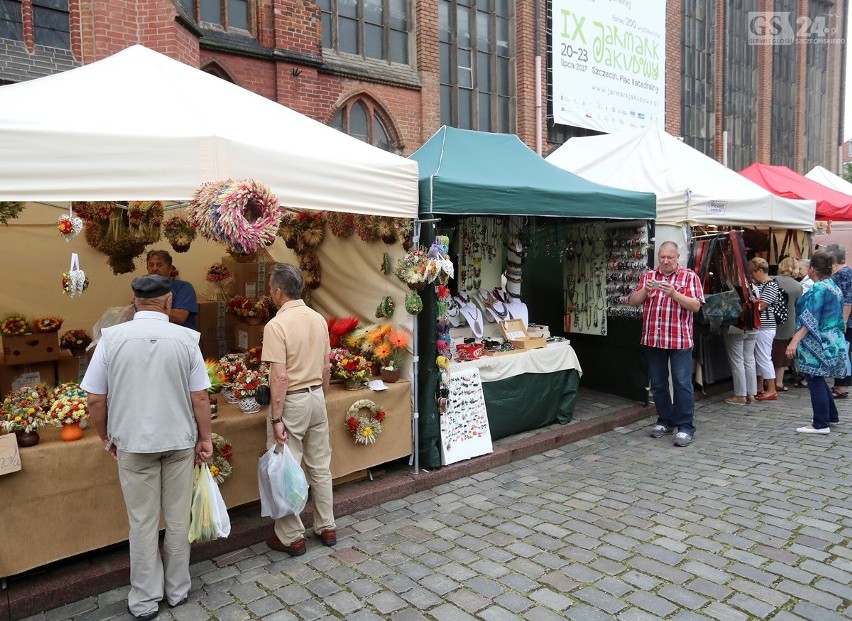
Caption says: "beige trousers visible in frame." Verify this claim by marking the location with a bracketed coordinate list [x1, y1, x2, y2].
[267, 388, 336, 545]
[117, 448, 195, 616]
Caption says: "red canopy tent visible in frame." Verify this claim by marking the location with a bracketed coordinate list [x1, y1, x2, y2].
[740, 162, 852, 221]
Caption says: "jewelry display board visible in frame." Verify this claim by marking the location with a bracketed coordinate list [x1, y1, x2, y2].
[605, 223, 650, 320]
[440, 367, 493, 465]
[563, 223, 607, 335]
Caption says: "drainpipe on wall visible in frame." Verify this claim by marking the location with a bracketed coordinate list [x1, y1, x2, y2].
[535, 0, 542, 155]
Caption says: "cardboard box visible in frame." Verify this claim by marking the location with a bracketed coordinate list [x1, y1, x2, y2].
[222, 256, 271, 298]
[0, 361, 57, 398]
[526, 324, 551, 339]
[0, 433, 21, 477]
[498, 319, 546, 350]
[200, 338, 229, 360]
[233, 321, 265, 352]
[196, 299, 228, 343]
[2, 332, 59, 365]
[57, 354, 88, 384]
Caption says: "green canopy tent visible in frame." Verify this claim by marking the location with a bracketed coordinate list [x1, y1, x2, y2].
[410, 127, 656, 469]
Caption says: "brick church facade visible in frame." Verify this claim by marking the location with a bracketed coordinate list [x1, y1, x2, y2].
[0, 0, 847, 171]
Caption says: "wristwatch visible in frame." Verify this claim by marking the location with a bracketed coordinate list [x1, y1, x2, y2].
[270, 417, 284, 425]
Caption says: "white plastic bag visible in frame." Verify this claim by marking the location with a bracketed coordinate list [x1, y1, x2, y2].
[258, 444, 309, 519]
[188, 463, 231, 542]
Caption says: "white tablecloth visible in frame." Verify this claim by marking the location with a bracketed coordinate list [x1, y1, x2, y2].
[450, 341, 582, 382]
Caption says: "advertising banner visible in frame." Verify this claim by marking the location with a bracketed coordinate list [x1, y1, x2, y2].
[551, 0, 666, 133]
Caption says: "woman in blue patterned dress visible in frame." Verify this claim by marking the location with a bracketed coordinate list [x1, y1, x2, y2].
[786, 251, 847, 434]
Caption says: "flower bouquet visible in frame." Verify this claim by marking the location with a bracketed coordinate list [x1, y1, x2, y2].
[162, 215, 197, 253]
[226, 296, 270, 324]
[127, 201, 164, 243]
[218, 353, 247, 402]
[209, 433, 234, 483]
[334, 352, 369, 389]
[1, 314, 30, 336]
[230, 365, 269, 413]
[204, 262, 232, 301]
[244, 346, 263, 369]
[395, 248, 429, 289]
[60, 329, 92, 356]
[2, 384, 50, 435]
[31, 316, 63, 334]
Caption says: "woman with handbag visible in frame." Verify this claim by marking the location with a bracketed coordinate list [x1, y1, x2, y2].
[772, 258, 803, 391]
[749, 258, 781, 401]
[785, 251, 846, 433]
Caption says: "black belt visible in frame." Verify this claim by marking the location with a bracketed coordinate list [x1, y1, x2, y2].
[287, 384, 322, 395]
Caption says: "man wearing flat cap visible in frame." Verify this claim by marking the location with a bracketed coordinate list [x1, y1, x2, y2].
[81, 274, 212, 620]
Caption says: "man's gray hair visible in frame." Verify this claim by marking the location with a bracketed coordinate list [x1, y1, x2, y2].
[270, 263, 304, 299]
[822, 243, 846, 265]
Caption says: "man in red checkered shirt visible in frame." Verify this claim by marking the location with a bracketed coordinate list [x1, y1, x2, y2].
[629, 241, 704, 447]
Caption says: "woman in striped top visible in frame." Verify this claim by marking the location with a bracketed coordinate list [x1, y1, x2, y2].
[749, 257, 780, 401]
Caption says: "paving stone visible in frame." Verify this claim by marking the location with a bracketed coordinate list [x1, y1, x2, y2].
[573, 586, 627, 614]
[626, 591, 677, 618]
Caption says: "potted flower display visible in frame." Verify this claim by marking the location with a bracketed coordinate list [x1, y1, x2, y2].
[162, 215, 197, 253]
[1, 313, 30, 337]
[47, 383, 88, 442]
[59, 329, 92, 357]
[218, 353, 247, 403]
[31, 316, 63, 333]
[373, 329, 409, 383]
[1, 384, 50, 447]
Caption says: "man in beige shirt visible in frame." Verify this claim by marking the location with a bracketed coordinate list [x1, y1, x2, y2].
[262, 263, 335, 556]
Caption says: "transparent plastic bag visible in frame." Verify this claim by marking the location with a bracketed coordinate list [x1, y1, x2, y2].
[258, 444, 309, 519]
[188, 463, 230, 542]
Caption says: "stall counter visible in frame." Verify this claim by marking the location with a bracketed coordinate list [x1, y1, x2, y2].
[0, 381, 412, 579]
[450, 342, 582, 439]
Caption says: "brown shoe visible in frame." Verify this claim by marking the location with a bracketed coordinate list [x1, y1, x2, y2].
[319, 529, 337, 546]
[266, 536, 306, 556]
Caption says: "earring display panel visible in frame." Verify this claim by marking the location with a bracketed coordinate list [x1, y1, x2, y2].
[563, 223, 607, 336]
[440, 368, 493, 466]
[605, 224, 649, 320]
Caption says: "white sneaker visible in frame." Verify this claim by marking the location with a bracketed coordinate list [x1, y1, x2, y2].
[796, 425, 830, 434]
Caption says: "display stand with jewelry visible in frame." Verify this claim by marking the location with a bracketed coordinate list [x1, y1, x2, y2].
[563, 223, 607, 335]
[604, 223, 650, 320]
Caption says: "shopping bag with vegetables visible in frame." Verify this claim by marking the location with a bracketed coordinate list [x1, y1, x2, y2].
[188, 463, 231, 542]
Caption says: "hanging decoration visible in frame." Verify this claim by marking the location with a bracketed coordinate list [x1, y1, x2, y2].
[188, 178, 283, 255]
[62, 253, 88, 298]
[345, 399, 386, 445]
[404, 291, 423, 315]
[380, 253, 392, 275]
[375, 295, 395, 319]
[75, 201, 159, 275]
[209, 433, 234, 483]
[57, 206, 83, 242]
[162, 215, 197, 253]
[328, 212, 356, 238]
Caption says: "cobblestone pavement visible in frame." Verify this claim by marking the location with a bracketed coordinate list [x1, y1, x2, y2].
[27, 385, 852, 621]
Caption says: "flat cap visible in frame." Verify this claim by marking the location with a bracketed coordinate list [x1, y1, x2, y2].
[131, 274, 172, 299]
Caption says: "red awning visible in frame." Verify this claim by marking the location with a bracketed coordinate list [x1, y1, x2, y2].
[740, 162, 852, 221]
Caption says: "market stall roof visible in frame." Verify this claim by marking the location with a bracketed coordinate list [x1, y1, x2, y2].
[805, 165, 852, 197]
[0, 45, 418, 218]
[546, 126, 815, 230]
[740, 162, 852, 222]
[410, 126, 656, 219]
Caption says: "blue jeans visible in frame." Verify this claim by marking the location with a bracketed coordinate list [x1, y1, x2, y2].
[807, 375, 839, 429]
[645, 346, 696, 435]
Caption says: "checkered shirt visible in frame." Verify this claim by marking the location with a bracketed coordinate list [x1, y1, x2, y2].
[639, 267, 704, 349]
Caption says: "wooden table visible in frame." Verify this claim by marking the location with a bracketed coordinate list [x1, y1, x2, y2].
[0, 381, 412, 578]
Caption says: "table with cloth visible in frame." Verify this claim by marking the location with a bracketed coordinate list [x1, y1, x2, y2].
[0, 381, 411, 579]
[449, 341, 582, 439]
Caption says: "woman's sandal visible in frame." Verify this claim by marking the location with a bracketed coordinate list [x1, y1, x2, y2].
[775, 385, 789, 392]
[832, 390, 848, 399]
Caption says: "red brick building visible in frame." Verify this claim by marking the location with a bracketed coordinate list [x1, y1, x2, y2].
[0, 0, 846, 172]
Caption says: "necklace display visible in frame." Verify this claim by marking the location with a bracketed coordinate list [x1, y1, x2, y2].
[459, 216, 501, 292]
[563, 223, 607, 335]
[605, 224, 650, 320]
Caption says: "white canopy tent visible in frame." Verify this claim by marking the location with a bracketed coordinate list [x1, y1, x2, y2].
[805, 165, 852, 197]
[547, 126, 815, 262]
[0, 44, 418, 218]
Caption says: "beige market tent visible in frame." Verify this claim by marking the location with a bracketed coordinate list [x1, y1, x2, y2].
[0, 44, 418, 218]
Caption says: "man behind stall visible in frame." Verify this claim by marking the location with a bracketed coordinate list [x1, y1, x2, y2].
[146, 249, 199, 330]
[628, 241, 704, 447]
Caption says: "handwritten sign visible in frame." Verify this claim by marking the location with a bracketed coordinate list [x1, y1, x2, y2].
[0, 433, 22, 476]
